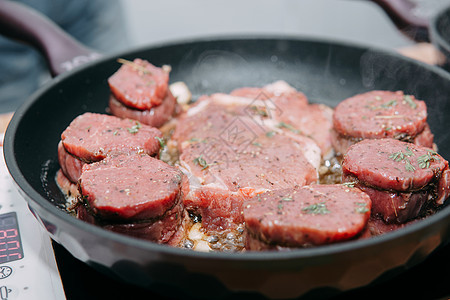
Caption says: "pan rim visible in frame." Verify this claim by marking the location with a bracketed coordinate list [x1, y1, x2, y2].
[430, 4, 450, 57]
[4, 34, 450, 262]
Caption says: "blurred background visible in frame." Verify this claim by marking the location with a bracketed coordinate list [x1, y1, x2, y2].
[122, 0, 412, 50]
[0, 0, 448, 116]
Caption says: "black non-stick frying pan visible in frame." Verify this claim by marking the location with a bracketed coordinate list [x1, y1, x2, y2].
[2, 1, 450, 299]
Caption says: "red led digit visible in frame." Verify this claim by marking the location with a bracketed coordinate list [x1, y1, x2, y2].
[5, 229, 17, 238]
[0, 212, 24, 263]
[7, 252, 22, 260]
[6, 241, 20, 251]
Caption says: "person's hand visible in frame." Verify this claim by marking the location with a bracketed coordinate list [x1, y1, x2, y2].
[397, 42, 446, 65]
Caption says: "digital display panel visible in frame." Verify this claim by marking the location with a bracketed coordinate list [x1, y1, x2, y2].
[0, 212, 24, 264]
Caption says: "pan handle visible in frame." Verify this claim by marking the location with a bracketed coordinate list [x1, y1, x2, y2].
[370, 0, 430, 42]
[0, 0, 101, 77]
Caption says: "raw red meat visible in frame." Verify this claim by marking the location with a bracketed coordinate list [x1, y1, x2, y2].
[79, 154, 184, 221]
[61, 113, 161, 162]
[109, 90, 178, 128]
[342, 139, 449, 223]
[332, 90, 432, 154]
[108, 58, 169, 110]
[244, 185, 371, 249]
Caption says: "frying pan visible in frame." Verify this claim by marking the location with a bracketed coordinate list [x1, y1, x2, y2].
[2, 1, 450, 299]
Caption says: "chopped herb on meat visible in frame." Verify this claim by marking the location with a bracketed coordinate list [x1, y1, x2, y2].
[249, 105, 269, 117]
[366, 99, 398, 111]
[188, 137, 207, 144]
[276, 122, 301, 134]
[342, 181, 357, 188]
[355, 202, 369, 214]
[281, 196, 293, 201]
[193, 155, 209, 170]
[403, 95, 417, 109]
[417, 150, 439, 169]
[380, 100, 397, 109]
[405, 160, 416, 172]
[389, 147, 414, 162]
[127, 121, 142, 134]
[117, 58, 152, 75]
[389, 147, 416, 172]
[155, 136, 166, 148]
[265, 131, 276, 138]
[302, 202, 330, 215]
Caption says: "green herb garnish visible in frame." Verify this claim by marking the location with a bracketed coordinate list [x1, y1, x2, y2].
[302, 202, 330, 215]
[367, 99, 398, 110]
[403, 95, 417, 109]
[281, 196, 293, 201]
[342, 181, 357, 188]
[127, 121, 142, 134]
[265, 131, 276, 138]
[355, 202, 369, 214]
[389, 146, 414, 162]
[380, 100, 398, 109]
[389, 147, 416, 172]
[405, 159, 416, 172]
[249, 105, 269, 117]
[193, 155, 209, 170]
[187, 137, 207, 144]
[417, 150, 439, 169]
[276, 122, 301, 134]
[117, 58, 152, 75]
[155, 136, 165, 148]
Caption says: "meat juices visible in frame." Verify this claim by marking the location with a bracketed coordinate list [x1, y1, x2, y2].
[332, 90, 433, 154]
[342, 139, 449, 224]
[108, 58, 177, 127]
[244, 185, 371, 250]
[78, 154, 185, 244]
[55, 170, 79, 201]
[58, 112, 161, 183]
